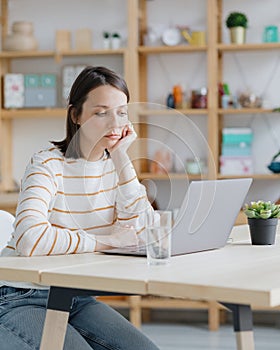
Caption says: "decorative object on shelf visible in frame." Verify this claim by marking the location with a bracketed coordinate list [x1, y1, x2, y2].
[173, 84, 183, 108]
[191, 88, 207, 108]
[186, 158, 205, 175]
[103, 32, 111, 49]
[166, 92, 175, 108]
[62, 65, 87, 106]
[75, 29, 92, 50]
[263, 25, 278, 43]
[143, 27, 159, 46]
[243, 200, 280, 245]
[267, 150, 280, 173]
[238, 92, 262, 108]
[3, 73, 57, 109]
[181, 29, 206, 46]
[225, 12, 248, 44]
[55, 30, 71, 51]
[150, 149, 173, 174]
[111, 32, 121, 49]
[3, 74, 24, 108]
[3, 21, 38, 51]
[219, 82, 238, 109]
[220, 127, 253, 175]
[162, 27, 181, 46]
[24, 74, 57, 108]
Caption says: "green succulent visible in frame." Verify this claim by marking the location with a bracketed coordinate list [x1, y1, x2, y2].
[243, 200, 280, 219]
[226, 12, 248, 28]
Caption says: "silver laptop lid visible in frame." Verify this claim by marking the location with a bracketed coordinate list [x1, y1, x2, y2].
[171, 178, 252, 256]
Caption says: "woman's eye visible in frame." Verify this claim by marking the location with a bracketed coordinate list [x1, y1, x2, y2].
[118, 111, 128, 117]
[95, 111, 107, 117]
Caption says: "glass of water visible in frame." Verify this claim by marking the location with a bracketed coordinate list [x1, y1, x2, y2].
[146, 210, 172, 266]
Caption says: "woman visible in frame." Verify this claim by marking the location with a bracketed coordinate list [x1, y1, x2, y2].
[0, 66, 159, 350]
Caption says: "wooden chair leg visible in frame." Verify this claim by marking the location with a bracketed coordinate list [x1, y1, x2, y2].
[128, 295, 142, 328]
[142, 308, 152, 323]
[219, 308, 228, 324]
[208, 301, 220, 331]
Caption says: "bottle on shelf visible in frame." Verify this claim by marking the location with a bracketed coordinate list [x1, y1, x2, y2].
[173, 84, 183, 109]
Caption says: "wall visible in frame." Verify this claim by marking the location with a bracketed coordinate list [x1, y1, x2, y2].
[5, 0, 280, 204]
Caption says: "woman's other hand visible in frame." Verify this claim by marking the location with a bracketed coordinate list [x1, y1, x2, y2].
[94, 224, 138, 251]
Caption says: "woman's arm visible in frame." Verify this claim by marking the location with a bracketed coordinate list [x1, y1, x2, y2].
[108, 123, 155, 238]
[14, 158, 97, 257]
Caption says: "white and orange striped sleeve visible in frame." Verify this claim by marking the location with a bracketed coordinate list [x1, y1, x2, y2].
[14, 157, 96, 257]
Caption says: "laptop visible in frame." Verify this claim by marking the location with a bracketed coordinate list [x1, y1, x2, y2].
[101, 178, 252, 257]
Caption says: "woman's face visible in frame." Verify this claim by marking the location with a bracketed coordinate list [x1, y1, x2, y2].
[78, 85, 128, 158]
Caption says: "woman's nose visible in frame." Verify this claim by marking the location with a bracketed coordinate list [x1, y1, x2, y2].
[107, 110, 120, 127]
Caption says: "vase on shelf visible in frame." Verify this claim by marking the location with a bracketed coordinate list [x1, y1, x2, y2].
[3, 21, 38, 51]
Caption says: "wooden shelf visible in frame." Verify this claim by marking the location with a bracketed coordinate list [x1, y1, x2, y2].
[0, 49, 125, 59]
[1, 108, 66, 119]
[138, 108, 208, 116]
[59, 48, 126, 56]
[138, 45, 207, 54]
[0, 50, 55, 58]
[218, 108, 276, 115]
[218, 174, 280, 180]
[218, 42, 280, 52]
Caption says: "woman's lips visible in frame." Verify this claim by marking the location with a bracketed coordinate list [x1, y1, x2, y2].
[105, 134, 121, 140]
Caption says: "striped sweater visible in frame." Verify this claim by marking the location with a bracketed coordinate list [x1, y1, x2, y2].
[1, 145, 152, 262]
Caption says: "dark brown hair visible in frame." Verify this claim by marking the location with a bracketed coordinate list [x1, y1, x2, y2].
[52, 66, 130, 158]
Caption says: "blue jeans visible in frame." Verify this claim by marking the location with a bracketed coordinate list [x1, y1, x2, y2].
[0, 286, 160, 350]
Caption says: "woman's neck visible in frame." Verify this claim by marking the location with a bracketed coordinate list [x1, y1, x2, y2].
[80, 141, 104, 162]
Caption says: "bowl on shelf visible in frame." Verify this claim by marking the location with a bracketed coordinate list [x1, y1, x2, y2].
[267, 161, 280, 173]
[238, 92, 262, 108]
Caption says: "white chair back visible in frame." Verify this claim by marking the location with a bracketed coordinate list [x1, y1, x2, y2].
[0, 210, 15, 252]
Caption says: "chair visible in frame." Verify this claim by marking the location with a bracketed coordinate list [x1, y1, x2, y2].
[0, 210, 15, 252]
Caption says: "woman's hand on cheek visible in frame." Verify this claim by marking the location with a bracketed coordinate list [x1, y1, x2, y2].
[108, 123, 137, 156]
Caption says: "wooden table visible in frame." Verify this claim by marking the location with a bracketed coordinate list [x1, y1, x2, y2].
[1, 225, 280, 350]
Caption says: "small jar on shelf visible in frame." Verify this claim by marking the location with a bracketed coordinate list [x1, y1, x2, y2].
[191, 88, 207, 108]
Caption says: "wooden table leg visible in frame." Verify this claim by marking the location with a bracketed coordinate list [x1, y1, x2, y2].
[40, 309, 70, 350]
[236, 331, 255, 350]
[220, 302, 255, 350]
[40, 287, 74, 350]
[40, 286, 132, 350]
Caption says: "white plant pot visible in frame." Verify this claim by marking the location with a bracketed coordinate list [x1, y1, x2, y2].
[111, 37, 121, 49]
[103, 38, 110, 49]
[230, 27, 246, 44]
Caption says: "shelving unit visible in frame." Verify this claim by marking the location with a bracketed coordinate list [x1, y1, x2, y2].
[0, 0, 280, 330]
[136, 0, 280, 183]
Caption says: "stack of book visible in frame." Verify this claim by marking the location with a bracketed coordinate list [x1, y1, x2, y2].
[220, 127, 253, 175]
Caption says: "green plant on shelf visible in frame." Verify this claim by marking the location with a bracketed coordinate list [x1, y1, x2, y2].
[226, 12, 248, 28]
[103, 32, 110, 39]
[243, 200, 280, 219]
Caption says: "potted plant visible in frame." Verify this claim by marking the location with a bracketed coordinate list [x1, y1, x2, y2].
[226, 12, 248, 44]
[111, 32, 121, 49]
[103, 32, 111, 49]
[243, 200, 280, 245]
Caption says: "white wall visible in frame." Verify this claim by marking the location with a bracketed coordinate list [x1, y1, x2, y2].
[5, 0, 280, 205]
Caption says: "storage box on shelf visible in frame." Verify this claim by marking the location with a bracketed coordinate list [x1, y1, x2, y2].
[220, 127, 253, 175]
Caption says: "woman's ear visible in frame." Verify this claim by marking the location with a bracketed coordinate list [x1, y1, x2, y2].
[69, 105, 80, 125]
